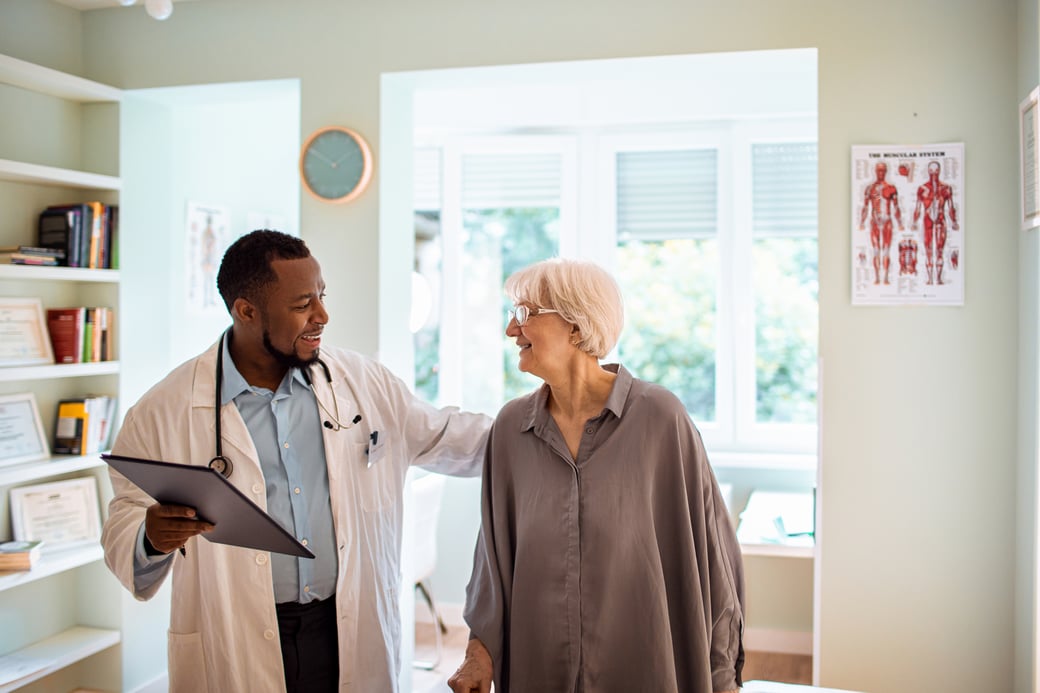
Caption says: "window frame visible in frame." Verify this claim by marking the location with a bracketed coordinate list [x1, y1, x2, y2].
[422, 118, 818, 467]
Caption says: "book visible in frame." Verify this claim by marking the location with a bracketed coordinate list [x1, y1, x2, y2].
[53, 395, 116, 454]
[53, 399, 90, 454]
[38, 204, 91, 268]
[0, 540, 44, 571]
[46, 307, 85, 364]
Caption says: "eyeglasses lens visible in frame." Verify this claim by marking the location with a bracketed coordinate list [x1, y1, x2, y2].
[510, 305, 530, 326]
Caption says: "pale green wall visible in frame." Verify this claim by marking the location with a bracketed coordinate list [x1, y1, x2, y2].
[0, 0, 1026, 691]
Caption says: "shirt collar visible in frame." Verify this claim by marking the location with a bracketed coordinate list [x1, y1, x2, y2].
[219, 333, 309, 405]
[520, 362, 632, 432]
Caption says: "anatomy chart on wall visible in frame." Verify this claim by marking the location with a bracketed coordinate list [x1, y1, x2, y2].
[851, 142, 964, 306]
[185, 201, 231, 314]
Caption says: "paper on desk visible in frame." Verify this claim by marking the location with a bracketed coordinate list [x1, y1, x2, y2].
[737, 490, 815, 546]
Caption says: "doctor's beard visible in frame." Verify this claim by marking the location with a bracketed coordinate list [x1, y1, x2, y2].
[262, 329, 320, 371]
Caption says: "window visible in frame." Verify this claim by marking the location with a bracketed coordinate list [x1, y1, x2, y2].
[414, 121, 816, 465]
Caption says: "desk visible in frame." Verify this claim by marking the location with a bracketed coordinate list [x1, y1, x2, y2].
[743, 681, 865, 693]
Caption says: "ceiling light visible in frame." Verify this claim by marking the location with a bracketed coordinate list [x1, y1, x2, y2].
[144, 0, 173, 20]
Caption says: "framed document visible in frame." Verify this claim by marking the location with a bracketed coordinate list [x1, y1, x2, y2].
[1021, 86, 1040, 230]
[0, 393, 49, 468]
[10, 477, 102, 549]
[0, 298, 54, 366]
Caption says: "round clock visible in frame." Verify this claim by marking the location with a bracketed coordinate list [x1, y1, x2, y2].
[299, 126, 373, 203]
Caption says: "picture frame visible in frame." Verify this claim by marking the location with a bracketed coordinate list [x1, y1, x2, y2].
[10, 476, 102, 549]
[0, 298, 55, 366]
[0, 392, 50, 468]
[1021, 85, 1040, 231]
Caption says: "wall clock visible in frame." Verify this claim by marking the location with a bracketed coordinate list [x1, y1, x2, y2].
[299, 126, 373, 203]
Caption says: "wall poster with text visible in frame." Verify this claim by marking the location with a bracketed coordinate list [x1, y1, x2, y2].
[851, 142, 964, 306]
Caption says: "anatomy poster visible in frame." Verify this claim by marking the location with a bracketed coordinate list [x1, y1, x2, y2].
[185, 201, 231, 314]
[851, 142, 964, 306]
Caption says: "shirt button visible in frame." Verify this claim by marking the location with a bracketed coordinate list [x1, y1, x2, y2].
[252, 483, 263, 494]
[294, 487, 301, 495]
[304, 585, 311, 593]
[283, 442, 290, 449]
[585, 427, 594, 434]
[301, 538, 308, 546]
[264, 629, 275, 640]
[255, 553, 268, 565]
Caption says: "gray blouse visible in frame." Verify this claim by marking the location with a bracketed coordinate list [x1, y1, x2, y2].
[464, 364, 745, 693]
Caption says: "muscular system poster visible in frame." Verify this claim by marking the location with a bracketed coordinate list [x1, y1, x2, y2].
[851, 142, 964, 306]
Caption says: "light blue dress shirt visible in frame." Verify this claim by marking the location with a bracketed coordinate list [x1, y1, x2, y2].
[134, 338, 337, 604]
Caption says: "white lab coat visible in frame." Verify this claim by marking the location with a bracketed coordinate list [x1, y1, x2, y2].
[101, 340, 490, 692]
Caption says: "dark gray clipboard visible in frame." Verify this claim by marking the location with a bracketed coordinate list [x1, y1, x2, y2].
[101, 453, 315, 558]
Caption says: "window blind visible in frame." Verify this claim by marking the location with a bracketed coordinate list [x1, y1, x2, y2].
[461, 153, 562, 208]
[751, 142, 818, 237]
[616, 149, 718, 241]
[414, 147, 442, 211]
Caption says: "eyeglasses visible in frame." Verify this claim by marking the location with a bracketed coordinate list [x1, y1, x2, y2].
[509, 304, 560, 326]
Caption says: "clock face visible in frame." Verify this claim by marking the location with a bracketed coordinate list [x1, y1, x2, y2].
[300, 126, 373, 203]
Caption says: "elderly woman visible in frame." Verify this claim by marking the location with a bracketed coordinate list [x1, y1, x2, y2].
[448, 258, 744, 693]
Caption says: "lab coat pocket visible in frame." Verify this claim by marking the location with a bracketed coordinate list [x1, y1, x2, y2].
[358, 440, 394, 512]
[167, 630, 209, 693]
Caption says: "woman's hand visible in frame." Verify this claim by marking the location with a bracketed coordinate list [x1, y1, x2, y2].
[447, 637, 493, 693]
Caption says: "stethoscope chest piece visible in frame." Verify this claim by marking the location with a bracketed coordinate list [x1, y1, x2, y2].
[209, 455, 233, 478]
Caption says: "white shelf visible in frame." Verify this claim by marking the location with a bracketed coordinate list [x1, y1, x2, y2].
[0, 265, 119, 283]
[0, 53, 121, 103]
[0, 159, 120, 191]
[740, 542, 815, 559]
[0, 544, 104, 594]
[0, 454, 106, 487]
[711, 450, 817, 472]
[0, 361, 119, 382]
[0, 626, 120, 692]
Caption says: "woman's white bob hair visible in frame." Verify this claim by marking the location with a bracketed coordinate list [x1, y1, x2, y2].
[504, 258, 625, 359]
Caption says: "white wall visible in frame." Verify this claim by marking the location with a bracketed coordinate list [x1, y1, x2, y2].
[0, 0, 1025, 690]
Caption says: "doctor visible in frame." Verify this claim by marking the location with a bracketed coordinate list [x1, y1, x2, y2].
[101, 229, 491, 693]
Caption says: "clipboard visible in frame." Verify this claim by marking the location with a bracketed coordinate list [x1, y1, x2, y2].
[101, 453, 315, 558]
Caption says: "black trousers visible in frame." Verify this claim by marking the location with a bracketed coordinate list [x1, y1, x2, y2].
[275, 597, 339, 693]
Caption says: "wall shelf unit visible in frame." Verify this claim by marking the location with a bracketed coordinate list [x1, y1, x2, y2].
[0, 627, 120, 693]
[0, 51, 127, 693]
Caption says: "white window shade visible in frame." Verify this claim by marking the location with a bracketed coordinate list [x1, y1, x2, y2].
[751, 142, 817, 237]
[414, 147, 442, 211]
[616, 149, 718, 241]
[461, 153, 562, 208]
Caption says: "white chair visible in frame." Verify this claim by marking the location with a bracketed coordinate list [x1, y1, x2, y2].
[412, 473, 448, 670]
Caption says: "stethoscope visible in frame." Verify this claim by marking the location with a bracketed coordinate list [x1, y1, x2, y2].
[208, 330, 361, 479]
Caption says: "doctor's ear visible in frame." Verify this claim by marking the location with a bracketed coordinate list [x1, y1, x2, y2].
[231, 297, 258, 322]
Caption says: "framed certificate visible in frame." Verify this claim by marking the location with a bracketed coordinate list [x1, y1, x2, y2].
[10, 477, 102, 549]
[0, 393, 50, 468]
[0, 298, 54, 366]
[1021, 86, 1040, 230]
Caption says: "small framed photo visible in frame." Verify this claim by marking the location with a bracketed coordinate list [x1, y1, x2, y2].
[0, 298, 54, 366]
[10, 477, 102, 549]
[0, 392, 50, 468]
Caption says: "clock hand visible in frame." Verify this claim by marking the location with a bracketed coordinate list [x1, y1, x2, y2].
[308, 148, 336, 166]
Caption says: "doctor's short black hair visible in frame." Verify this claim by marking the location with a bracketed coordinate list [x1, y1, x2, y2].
[216, 229, 311, 313]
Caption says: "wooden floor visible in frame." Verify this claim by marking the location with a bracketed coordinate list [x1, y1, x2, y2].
[413, 622, 811, 691]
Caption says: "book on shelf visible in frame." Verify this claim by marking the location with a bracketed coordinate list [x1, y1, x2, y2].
[0, 539, 43, 572]
[46, 307, 85, 364]
[36, 202, 118, 269]
[44, 307, 113, 364]
[53, 396, 116, 455]
[0, 245, 65, 266]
